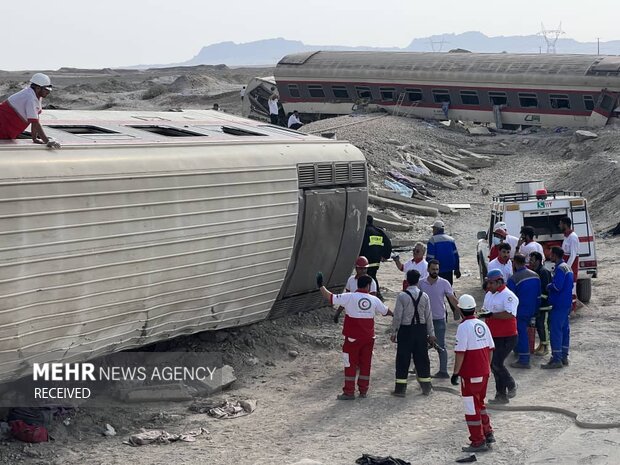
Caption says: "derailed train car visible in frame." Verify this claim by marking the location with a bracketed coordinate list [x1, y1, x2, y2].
[246, 51, 620, 129]
[0, 110, 367, 382]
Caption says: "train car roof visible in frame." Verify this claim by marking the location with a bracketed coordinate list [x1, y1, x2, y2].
[0, 109, 328, 148]
[276, 51, 620, 87]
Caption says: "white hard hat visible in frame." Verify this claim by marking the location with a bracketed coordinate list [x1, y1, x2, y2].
[30, 73, 52, 89]
[458, 294, 477, 311]
[493, 221, 507, 232]
[431, 220, 445, 229]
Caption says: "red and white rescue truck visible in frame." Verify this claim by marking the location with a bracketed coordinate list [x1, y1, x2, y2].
[477, 181, 597, 302]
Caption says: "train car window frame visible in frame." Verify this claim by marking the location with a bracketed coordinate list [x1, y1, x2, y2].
[583, 95, 595, 111]
[355, 86, 372, 99]
[549, 94, 571, 110]
[518, 93, 539, 108]
[307, 85, 325, 98]
[405, 88, 423, 102]
[288, 84, 301, 98]
[489, 91, 508, 106]
[46, 125, 120, 135]
[379, 87, 396, 101]
[432, 89, 451, 104]
[460, 90, 480, 106]
[332, 85, 350, 99]
[128, 126, 207, 137]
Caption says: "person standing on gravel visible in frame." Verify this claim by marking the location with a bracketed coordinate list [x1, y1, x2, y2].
[451, 294, 496, 453]
[393, 242, 428, 291]
[541, 246, 573, 369]
[560, 217, 580, 311]
[360, 215, 392, 301]
[0, 73, 60, 148]
[333, 256, 378, 323]
[507, 254, 541, 369]
[529, 251, 552, 356]
[268, 93, 279, 125]
[318, 273, 392, 399]
[391, 269, 436, 397]
[480, 269, 518, 404]
[426, 220, 461, 285]
[419, 259, 459, 378]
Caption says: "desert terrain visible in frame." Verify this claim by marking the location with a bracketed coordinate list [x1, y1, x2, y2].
[0, 68, 619, 465]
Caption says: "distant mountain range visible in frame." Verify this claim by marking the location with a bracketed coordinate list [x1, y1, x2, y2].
[132, 32, 620, 69]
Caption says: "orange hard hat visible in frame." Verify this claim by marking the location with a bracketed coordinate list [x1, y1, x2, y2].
[355, 256, 369, 268]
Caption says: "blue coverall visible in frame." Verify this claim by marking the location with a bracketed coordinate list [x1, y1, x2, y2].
[508, 267, 541, 364]
[547, 261, 574, 363]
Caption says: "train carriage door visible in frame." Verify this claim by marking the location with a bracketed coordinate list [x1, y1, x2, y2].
[569, 201, 594, 261]
[588, 90, 619, 127]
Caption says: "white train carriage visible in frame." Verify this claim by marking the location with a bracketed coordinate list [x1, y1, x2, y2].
[266, 51, 620, 129]
[0, 110, 368, 382]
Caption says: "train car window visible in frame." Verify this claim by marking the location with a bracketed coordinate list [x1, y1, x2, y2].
[583, 96, 595, 111]
[432, 90, 451, 104]
[489, 92, 508, 106]
[518, 93, 538, 108]
[549, 94, 571, 109]
[460, 91, 480, 105]
[406, 89, 423, 102]
[128, 126, 206, 137]
[355, 86, 372, 99]
[46, 125, 120, 135]
[332, 86, 350, 99]
[308, 85, 325, 98]
[288, 84, 301, 98]
[380, 88, 396, 101]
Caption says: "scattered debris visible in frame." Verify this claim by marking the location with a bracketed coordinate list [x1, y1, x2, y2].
[125, 427, 208, 446]
[186, 365, 236, 396]
[288, 350, 299, 358]
[384, 179, 414, 198]
[355, 454, 411, 465]
[443, 203, 472, 210]
[369, 194, 438, 217]
[102, 423, 116, 437]
[376, 189, 454, 214]
[245, 356, 260, 366]
[574, 130, 598, 142]
[466, 126, 492, 136]
[190, 398, 257, 419]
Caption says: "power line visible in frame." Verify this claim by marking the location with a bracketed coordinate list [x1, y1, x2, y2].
[538, 22, 565, 53]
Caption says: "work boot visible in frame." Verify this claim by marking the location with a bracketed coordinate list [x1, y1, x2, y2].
[485, 432, 496, 445]
[461, 442, 489, 453]
[561, 357, 570, 366]
[507, 385, 517, 399]
[336, 393, 355, 400]
[510, 361, 531, 369]
[432, 371, 450, 379]
[541, 359, 563, 369]
[420, 381, 433, 396]
[488, 394, 509, 405]
[391, 383, 407, 398]
[534, 344, 549, 356]
[358, 392, 368, 398]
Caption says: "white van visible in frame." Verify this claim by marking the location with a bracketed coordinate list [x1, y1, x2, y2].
[476, 181, 597, 301]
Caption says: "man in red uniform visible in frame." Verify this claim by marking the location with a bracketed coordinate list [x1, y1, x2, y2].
[559, 217, 580, 311]
[452, 294, 495, 453]
[318, 273, 392, 399]
[0, 73, 60, 148]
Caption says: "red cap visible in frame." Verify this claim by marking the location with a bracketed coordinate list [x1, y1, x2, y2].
[355, 256, 369, 268]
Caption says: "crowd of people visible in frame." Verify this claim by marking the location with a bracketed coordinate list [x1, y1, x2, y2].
[317, 215, 577, 453]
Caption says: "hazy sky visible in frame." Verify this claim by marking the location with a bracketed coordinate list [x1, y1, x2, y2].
[2, 0, 617, 70]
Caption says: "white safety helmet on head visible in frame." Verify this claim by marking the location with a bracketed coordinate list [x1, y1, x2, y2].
[493, 221, 507, 232]
[30, 73, 52, 89]
[458, 294, 477, 311]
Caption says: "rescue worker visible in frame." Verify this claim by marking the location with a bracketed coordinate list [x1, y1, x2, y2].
[488, 222, 518, 260]
[426, 220, 460, 285]
[333, 256, 378, 323]
[507, 254, 541, 369]
[0, 73, 60, 148]
[452, 294, 495, 453]
[419, 259, 459, 378]
[391, 269, 436, 397]
[268, 93, 279, 125]
[318, 273, 392, 399]
[529, 251, 552, 356]
[360, 215, 392, 301]
[541, 246, 573, 369]
[488, 243, 513, 283]
[559, 217, 580, 311]
[516, 226, 543, 265]
[393, 242, 428, 291]
[480, 269, 518, 404]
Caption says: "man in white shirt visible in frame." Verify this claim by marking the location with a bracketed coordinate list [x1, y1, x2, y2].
[488, 243, 513, 283]
[287, 110, 303, 130]
[268, 94, 279, 125]
[560, 217, 580, 310]
[393, 242, 429, 291]
[516, 226, 544, 265]
[491, 222, 518, 259]
[0, 73, 60, 148]
[240, 86, 245, 101]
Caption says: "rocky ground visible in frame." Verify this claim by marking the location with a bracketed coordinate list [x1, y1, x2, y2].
[0, 73, 619, 464]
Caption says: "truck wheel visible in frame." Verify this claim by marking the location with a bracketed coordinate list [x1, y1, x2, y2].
[577, 279, 592, 303]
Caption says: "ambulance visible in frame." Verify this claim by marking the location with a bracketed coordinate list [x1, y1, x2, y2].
[476, 181, 597, 302]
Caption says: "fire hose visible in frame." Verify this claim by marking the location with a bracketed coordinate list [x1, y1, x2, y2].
[432, 385, 620, 429]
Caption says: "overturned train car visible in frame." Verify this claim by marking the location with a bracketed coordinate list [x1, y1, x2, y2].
[248, 51, 620, 129]
[0, 110, 367, 382]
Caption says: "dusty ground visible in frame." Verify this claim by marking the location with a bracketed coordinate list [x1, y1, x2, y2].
[0, 74, 618, 464]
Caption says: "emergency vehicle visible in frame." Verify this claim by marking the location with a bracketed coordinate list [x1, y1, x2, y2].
[476, 181, 597, 302]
